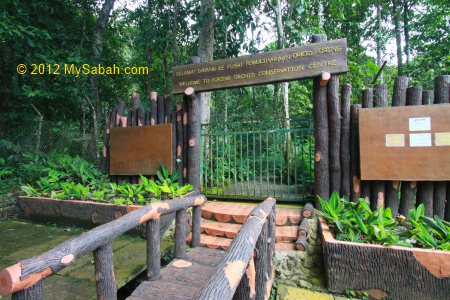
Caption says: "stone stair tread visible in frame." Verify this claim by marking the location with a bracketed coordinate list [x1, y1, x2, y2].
[201, 202, 302, 225]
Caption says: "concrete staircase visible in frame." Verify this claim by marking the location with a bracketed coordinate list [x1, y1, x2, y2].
[190, 201, 303, 251]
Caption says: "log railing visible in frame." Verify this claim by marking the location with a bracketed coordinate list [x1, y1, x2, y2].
[196, 197, 276, 300]
[0, 194, 206, 300]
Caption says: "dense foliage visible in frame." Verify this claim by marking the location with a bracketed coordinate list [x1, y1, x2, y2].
[17, 154, 192, 205]
[318, 192, 450, 250]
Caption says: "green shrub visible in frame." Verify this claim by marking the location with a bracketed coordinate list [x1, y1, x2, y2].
[318, 192, 450, 250]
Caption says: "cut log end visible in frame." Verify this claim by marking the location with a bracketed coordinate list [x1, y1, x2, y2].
[185, 87, 195, 96]
[150, 91, 157, 100]
[320, 72, 331, 87]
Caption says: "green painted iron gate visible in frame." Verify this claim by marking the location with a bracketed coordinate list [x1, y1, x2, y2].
[200, 118, 314, 203]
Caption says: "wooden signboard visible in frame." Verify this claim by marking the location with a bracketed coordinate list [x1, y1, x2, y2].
[109, 124, 173, 175]
[172, 39, 348, 94]
[359, 104, 450, 181]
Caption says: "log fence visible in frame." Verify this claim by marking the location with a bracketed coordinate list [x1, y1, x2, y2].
[345, 75, 449, 220]
[0, 194, 206, 300]
[196, 197, 276, 300]
[310, 33, 449, 220]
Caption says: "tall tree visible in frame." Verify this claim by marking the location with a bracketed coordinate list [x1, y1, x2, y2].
[403, 0, 411, 64]
[197, 0, 215, 125]
[90, 0, 115, 158]
[392, 0, 403, 75]
[376, 0, 384, 82]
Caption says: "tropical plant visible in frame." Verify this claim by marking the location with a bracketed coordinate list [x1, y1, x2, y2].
[318, 192, 450, 250]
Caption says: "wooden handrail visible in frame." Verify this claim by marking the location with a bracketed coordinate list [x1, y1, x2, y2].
[0, 194, 206, 298]
[196, 197, 276, 300]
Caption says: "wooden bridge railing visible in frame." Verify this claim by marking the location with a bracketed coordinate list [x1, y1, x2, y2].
[196, 197, 276, 300]
[0, 194, 206, 300]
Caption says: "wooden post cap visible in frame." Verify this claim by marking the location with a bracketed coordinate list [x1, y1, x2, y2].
[150, 91, 157, 100]
[320, 72, 331, 87]
[0, 263, 52, 296]
[185, 87, 195, 96]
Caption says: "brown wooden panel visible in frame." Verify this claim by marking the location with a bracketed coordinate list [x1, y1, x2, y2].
[359, 104, 450, 181]
[109, 125, 172, 175]
[172, 39, 348, 94]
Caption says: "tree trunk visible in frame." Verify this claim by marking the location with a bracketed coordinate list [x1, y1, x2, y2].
[376, 0, 384, 83]
[392, 0, 403, 75]
[90, 0, 116, 142]
[403, 0, 411, 63]
[197, 0, 215, 125]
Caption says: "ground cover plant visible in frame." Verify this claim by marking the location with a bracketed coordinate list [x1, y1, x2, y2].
[318, 192, 450, 251]
[19, 153, 192, 205]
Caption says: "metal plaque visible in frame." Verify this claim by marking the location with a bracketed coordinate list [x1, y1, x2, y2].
[109, 125, 173, 175]
[359, 104, 450, 181]
[172, 39, 348, 94]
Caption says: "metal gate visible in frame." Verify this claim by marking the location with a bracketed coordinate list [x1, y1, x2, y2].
[200, 118, 314, 203]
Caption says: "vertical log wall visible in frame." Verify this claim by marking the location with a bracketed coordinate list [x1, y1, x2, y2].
[101, 91, 188, 185]
[345, 75, 449, 220]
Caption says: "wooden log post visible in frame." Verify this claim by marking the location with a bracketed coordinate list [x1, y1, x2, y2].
[312, 34, 330, 205]
[302, 202, 314, 218]
[191, 205, 202, 248]
[340, 84, 352, 200]
[176, 104, 184, 185]
[94, 242, 116, 300]
[255, 221, 269, 300]
[370, 84, 388, 209]
[416, 89, 434, 217]
[137, 104, 145, 127]
[116, 101, 127, 184]
[267, 205, 276, 279]
[175, 209, 188, 259]
[434, 75, 449, 219]
[101, 114, 111, 172]
[399, 86, 422, 216]
[385, 76, 409, 215]
[350, 104, 361, 202]
[146, 218, 161, 281]
[130, 92, 141, 184]
[328, 75, 341, 195]
[0, 195, 207, 297]
[182, 97, 189, 182]
[360, 88, 372, 202]
[11, 281, 43, 300]
[185, 86, 201, 192]
[157, 95, 165, 124]
[164, 95, 172, 124]
[150, 92, 157, 125]
[295, 217, 310, 251]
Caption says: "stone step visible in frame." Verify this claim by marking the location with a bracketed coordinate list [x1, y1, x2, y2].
[200, 218, 298, 242]
[187, 233, 296, 252]
[201, 202, 302, 226]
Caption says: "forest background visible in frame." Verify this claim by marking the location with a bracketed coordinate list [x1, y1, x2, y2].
[0, 0, 448, 160]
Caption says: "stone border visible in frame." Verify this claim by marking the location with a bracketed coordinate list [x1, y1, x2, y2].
[319, 216, 450, 300]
